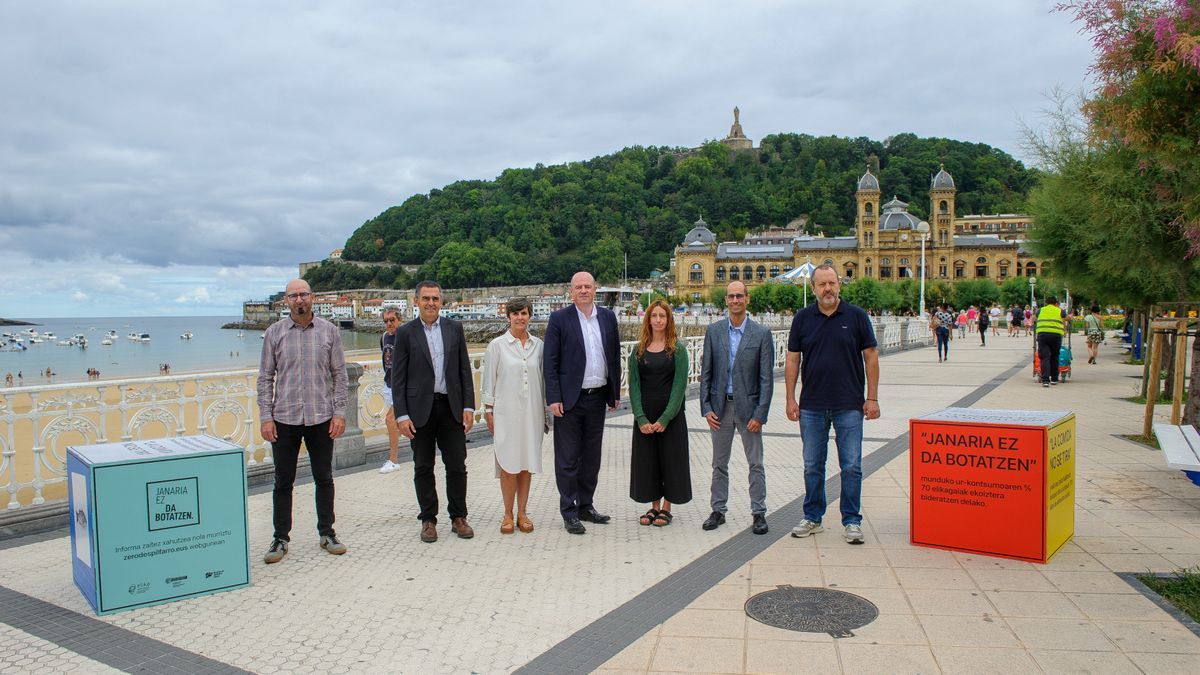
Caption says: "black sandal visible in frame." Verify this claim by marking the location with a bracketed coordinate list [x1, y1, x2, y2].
[639, 509, 659, 526]
[653, 510, 673, 527]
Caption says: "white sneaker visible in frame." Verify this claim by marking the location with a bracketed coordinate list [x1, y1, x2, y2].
[844, 524, 865, 544]
[790, 519, 823, 538]
[379, 460, 400, 474]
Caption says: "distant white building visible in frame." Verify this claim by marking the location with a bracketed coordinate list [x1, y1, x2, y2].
[331, 297, 356, 319]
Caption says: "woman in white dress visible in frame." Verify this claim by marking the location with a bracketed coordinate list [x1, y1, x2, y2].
[481, 298, 545, 534]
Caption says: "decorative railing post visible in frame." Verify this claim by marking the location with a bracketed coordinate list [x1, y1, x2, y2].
[334, 362, 366, 470]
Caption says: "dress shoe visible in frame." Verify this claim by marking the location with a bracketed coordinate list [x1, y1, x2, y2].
[578, 506, 611, 524]
[420, 520, 437, 543]
[701, 511, 726, 531]
[451, 516, 474, 539]
[563, 516, 586, 535]
[752, 513, 769, 535]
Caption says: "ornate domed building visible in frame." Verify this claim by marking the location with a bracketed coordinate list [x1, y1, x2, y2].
[673, 164, 1041, 302]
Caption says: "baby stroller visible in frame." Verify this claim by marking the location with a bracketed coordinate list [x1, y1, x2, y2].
[1032, 317, 1073, 382]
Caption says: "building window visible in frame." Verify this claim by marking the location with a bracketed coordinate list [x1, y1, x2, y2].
[939, 200, 948, 214]
[880, 258, 892, 279]
[730, 267, 739, 280]
[865, 265, 873, 277]
[954, 261, 965, 279]
[939, 231, 948, 246]
[783, 264, 793, 272]
[1026, 262, 1037, 277]
[756, 266, 766, 281]
[864, 203, 874, 216]
[689, 262, 703, 284]
[692, 292, 701, 301]
[975, 264, 988, 278]
[823, 259, 833, 266]
[999, 264, 1009, 279]
[716, 266, 726, 281]
[769, 265, 779, 278]
[743, 266, 753, 280]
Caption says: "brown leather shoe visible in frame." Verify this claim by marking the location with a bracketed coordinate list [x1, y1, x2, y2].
[451, 516, 474, 539]
[420, 520, 437, 543]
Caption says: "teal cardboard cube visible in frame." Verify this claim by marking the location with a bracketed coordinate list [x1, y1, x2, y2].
[67, 435, 250, 615]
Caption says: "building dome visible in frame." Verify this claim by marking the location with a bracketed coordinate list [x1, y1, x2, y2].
[682, 217, 716, 246]
[878, 196, 922, 230]
[931, 164, 955, 189]
[857, 169, 880, 192]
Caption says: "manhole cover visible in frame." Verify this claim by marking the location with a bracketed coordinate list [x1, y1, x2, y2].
[745, 585, 878, 638]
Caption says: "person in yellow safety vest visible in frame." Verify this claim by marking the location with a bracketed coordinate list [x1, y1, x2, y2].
[1035, 296, 1066, 387]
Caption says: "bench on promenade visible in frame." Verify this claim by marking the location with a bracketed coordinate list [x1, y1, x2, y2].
[1152, 423, 1200, 486]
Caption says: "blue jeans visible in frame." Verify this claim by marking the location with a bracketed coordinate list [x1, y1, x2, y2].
[935, 327, 949, 360]
[799, 409, 864, 526]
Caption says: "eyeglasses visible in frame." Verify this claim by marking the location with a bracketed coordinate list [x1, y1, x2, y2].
[286, 292, 312, 300]
[726, 293, 746, 299]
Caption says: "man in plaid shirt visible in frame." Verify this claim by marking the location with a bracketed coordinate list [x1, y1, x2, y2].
[257, 279, 349, 564]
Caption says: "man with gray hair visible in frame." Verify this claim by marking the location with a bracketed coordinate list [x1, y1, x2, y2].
[257, 279, 349, 564]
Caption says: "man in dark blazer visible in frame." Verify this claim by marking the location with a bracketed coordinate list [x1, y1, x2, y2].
[543, 271, 621, 534]
[699, 280, 775, 535]
[392, 280, 476, 543]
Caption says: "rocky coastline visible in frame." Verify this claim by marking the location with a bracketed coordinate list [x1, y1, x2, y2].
[0, 317, 37, 326]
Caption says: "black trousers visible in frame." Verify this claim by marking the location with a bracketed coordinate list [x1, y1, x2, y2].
[412, 395, 468, 523]
[553, 389, 606, 518]
[272, 419, 335, 541]
[1037, 332, 1063, 383]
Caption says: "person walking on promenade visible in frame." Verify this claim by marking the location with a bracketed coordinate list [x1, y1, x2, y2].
[956, 309, 968, 339]
[1085, 305, 1104, 364]
[785, 265, 880, 544]
[967, 305, 977, 333]
[1009, 304, 1023, 337]
[379, 308, 403, 474]
[544, 271, 620, 535]
[4, 373, 11, 387]
[1024, 305, 1034, 337]
[257, 279, 348, 564]
[628, 300, 691, 528]
[392, 280, 477, 543]
[1036, 296, 1066, 387]
[932, 304, 953, 362]
[978, 305, 990, 346]
[699, 280, 774, 535]
[989, 304, 1002, 336]
[481, 298, 545, 535]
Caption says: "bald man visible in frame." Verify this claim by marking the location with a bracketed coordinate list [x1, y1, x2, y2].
[543, 272, 621, 534]
[256, 279, 348, 563]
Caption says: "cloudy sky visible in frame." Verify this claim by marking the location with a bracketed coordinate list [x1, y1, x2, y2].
[1, 1, 1095, 318]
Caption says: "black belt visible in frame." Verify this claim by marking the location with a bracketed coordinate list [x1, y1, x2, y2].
[725, 394, 735, 401]
[432, 392, 448, 400]
[581, 386, 605, 395]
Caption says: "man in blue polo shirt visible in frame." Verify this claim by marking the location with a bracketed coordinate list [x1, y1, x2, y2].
[783, 265, 880, 544]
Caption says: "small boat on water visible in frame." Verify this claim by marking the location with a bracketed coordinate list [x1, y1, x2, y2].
[100, 338, 113, 346]
[180, 331, 193, 340]
[106, 330, 118, 339]
[127, 333, 139, 340]
[43, 332, 57, 340]
[28, 337, 43, 344]
[137, 333, 151, 342]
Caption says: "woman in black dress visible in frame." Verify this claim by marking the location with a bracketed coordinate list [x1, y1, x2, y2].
[628, 300, 691, 526]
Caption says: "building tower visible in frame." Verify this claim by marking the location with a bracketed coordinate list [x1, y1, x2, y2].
[929, 164, 956, 248]
[856, 164, 881, 250]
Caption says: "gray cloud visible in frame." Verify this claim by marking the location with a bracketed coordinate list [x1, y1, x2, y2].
[1, 1, 1093, 315]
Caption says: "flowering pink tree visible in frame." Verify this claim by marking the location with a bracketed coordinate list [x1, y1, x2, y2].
[1061, 0, 1200, 251]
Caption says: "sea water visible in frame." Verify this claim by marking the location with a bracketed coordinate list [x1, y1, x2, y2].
[0, 316, 385, 386]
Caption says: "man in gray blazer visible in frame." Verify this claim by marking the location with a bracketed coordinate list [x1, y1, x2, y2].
[700, 280, 775, 534]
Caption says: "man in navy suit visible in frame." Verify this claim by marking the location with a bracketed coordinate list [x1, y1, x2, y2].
[393, 280, 476, 543]
[543, 271, 621, 534]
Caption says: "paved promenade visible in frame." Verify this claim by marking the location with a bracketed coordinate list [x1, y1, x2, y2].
[2, 331, 1199, 673]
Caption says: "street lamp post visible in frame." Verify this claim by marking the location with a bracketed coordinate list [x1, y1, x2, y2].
[916, 221, 930, 318]
[1029, 275, 1037, 311]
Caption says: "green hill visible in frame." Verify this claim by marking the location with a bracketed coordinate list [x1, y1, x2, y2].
[311, 132, 1038, 290]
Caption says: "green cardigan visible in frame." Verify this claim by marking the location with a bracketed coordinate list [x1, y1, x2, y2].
[627, 347, 689, 427]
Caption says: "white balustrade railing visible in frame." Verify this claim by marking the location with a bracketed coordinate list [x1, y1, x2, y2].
[1, 319, 930, 514]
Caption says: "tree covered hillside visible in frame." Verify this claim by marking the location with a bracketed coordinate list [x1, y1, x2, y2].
[331, 133, 1037, 288]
